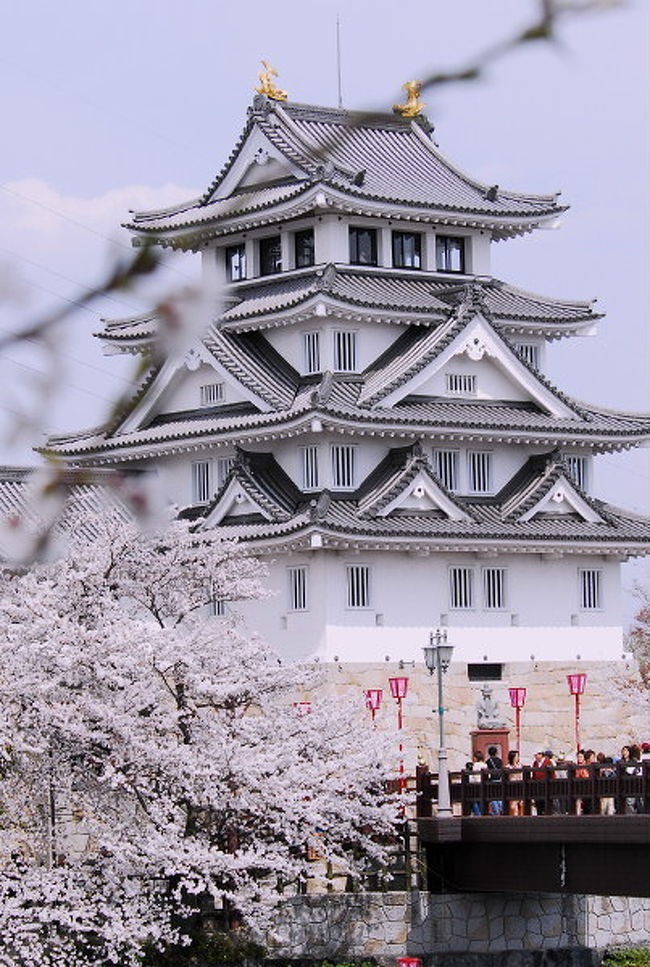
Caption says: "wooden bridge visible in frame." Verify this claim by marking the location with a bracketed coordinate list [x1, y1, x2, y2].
[415, 763, 650, 898]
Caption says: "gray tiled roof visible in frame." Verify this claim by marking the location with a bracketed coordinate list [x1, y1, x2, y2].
[125, 99, 566, 241]
[191, 446, 650, 549]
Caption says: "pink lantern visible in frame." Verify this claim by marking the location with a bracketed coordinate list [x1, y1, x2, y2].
[567, 673, 587, 757]
[293, 702, 312, 716]
[508, 687, 527, 754]
[567, 673, 587, 696]
[509, 687, 527, 709]
[388, 676, 409, 700]
[365, 688, 383, 720]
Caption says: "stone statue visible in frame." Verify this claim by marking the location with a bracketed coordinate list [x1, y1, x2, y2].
[476, 685, 505, 729]
[393, 80, 425, 118]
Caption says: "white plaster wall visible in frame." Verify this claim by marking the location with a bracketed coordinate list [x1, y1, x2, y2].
[232, 551, 623, 662]
[270, 434, 391, 492]
[153, 448, 237, 507]
[265, 319, 403, 374]
[155, 363, 250, 415]
[420, 354, 530, 402]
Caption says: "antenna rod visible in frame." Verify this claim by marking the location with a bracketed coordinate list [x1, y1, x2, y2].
[336, 13, 343, 108]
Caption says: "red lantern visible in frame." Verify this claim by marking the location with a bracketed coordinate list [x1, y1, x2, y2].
[567, 673, 587, 696]
[508, 687, 527, 754]
[567, 673, 587, 757]
[388, 676, 409, 700]
[293, 702, 312, 716]
[364, 688, 383, 720]
[509, 687, 527, 709]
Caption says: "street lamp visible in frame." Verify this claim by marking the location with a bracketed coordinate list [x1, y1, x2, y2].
[567, 673, 587, 758]
[508, 687, 527, 755]
[364, 688, 383, 722]
[423, 629, 454, 818]
[388, 676, 409, 795]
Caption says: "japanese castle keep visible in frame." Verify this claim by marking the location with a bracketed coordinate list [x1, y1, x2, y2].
[46, 83, 650, 750]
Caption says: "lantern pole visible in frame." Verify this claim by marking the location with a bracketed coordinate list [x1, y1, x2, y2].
[388, 677, 409, 796]
[423, 629, 454, 818]
[508, 687, 527, 756]
[567, 673, 587, 759]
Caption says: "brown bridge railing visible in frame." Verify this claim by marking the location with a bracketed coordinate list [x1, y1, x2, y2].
[416, 762, 650, 818]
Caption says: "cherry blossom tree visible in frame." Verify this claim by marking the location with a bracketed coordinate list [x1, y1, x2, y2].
[0, 514, 398, 967]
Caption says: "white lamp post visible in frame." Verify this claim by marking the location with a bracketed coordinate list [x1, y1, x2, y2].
[423, 629, 454, 818]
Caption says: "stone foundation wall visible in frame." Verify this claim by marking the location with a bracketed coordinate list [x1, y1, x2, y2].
[267, 892, 650, 961]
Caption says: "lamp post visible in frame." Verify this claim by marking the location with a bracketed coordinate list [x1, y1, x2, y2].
[364, 688, 383, 722]
[567, 673, 587, 758]
[388, 676, 409, 795]
[508, 687, 527, 755]
[423, 629, 454, 818]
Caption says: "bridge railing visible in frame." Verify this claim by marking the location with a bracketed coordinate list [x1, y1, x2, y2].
[416, 762, 650, 817]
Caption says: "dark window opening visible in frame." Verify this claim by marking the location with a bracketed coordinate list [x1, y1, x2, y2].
[349, 226, 378, 266]
[259, 235, 282, 276]
[225, 244, 246, 281]
[294, 229, 315, 268]
[467, 663, 503, 682]
[436, 235, 465, 273]
[392, 231, 422, 269]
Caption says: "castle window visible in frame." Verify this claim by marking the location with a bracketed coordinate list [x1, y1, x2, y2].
[225, 244, 246, 281]
[579, 568, 602, 610]
[259, 235, 282, 276]
[216, 456, 234, 490]
[392, 231, 422, 269]
[433, 449, 459, 492]
[288, 566, 308, 611]
[331, 445, 356, 489]
[303, 331, 321, 374]
[294, 229, 315, 268]
[300, 446, 319, 490]
[446, 373, 476, 396]
[566, 455, 588, 490]
[468, 663, 503, 682]
[482, 567, 507, 610]
[192, 460, 211, 504]
[200, 382, 224, 406]
[468, 450, 492, 494]
[449, 567, 474, 609]
[333, 330, 357, 372]
[208, 593, 226, 617]
[349, 226, 377, 266]
[515, 342, 540, 369]
[436, 235, 465, 273]
[346, 565, 371, 609]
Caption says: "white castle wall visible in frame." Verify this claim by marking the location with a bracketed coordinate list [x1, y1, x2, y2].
[230, 551, 623, 663]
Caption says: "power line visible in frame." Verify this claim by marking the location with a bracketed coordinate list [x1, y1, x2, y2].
[1, 354, 116, 405]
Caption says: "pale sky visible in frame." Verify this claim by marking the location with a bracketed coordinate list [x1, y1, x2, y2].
[0, 0, 648, 611]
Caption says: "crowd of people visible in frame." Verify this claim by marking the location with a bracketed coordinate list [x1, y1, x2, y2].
[464, 742, 650, 816]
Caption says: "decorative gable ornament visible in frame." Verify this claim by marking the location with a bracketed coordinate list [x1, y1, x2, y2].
[519, 475, 604, 524]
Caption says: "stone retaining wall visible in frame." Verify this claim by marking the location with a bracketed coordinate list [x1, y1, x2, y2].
[267, 892, 650, 961]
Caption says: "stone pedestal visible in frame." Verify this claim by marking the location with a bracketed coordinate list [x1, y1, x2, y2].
[471, 728, 510, 760]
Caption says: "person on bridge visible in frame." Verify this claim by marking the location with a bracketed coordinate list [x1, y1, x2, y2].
[486, 746, 504, 815]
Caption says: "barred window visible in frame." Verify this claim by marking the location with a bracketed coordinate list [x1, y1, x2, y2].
[294, 229, 315, 268]
[303, 331, 321, 374]
[259, 235, 282, 276]
[216, 456, 234, 489]
[482, 567, 507, 610]
[225, 244, 246, 281]
[349, 226, 377, 266]
[579, 569, 602, 610]
[566, 456, 587, 490]
[436, 236, 465, 273]
[200, 382, 224, 406]
[446, 373, 476, 396]
[300, 446, 319, 490]
[346, 565, 370, 609]
[192, 460, 211, 504]
[433, 449, 459, 492]
[331, 445, 356, 489]
[392, 231, 422, 269]
[208, 596, 226, 617]
[449, 567, 474, 609]
[288, 566, 308, 611]
[515, 342, 540, 369]
[468, 451, 492, 494]
[333, 330, 357, 372]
